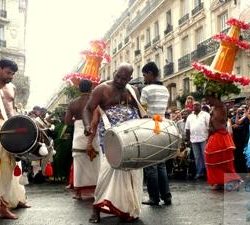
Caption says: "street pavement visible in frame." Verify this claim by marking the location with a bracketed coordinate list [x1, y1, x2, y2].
[1, 179, 249, 225]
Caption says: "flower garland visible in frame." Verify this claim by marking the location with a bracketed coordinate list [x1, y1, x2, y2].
[192, 62, 250, 86]
[63, 73, 101, 86]
[226, 18, 250, 30]
[213, 33, 250, 49]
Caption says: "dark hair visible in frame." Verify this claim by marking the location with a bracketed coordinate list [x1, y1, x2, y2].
[0, 59, 18, 72]
[142, 62, 159, 77]
[79, 79, 92, 93]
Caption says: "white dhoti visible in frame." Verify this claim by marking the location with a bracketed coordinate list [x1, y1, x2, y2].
[72, 120, 100, 193]
[94, 155, 143, 219]
[0, 147, 26, 208]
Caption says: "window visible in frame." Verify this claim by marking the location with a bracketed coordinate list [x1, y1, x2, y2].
[166, 10, 172, 25]
[166, 45, 173, 62]
[181, 0, 189, 16]
[183, 78, 190, 95]
[154, 21, 159, 37]
[0, 26, 4, 40]
[195, 27, 204, 45]
[0, 0, 6, 10]
[194, 0, 202, 7]
[155, 54, 160, 68]
[182, 36, 189, 55]
[136, 36, 140, 50]
[146, 27, 151, 44]
[219, 12, 228, 32]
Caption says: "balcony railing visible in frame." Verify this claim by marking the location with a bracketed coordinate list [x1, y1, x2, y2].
[178, 54, 191, 70]
[124, 36, 129, 44]
[163, 62, 174, 76]
[0, 9, 7, 18]
[152, 35, 160, 44]
[0, 39, 6, 47]
[118, 42, 123, 50]
[178, 13, 189, 26]
[134, 49, 141, 57]
[144, 41, 151, 50]
[164, 24, 173, 36]
[191, 2, 204, 16]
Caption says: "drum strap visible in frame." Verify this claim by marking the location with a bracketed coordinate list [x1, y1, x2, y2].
[125, 84, 147, 118]
[98, 106, 112, 130]
[0, 90, 8, 121]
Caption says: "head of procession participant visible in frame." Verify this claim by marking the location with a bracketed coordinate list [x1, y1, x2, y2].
[141, 61, 160, 85]
[0, 59, 18, 88]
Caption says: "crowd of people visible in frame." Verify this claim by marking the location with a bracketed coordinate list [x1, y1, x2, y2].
[0, 59, 248, 223]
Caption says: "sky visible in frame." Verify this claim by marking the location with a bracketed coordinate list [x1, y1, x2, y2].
[25, 0, 128, 110]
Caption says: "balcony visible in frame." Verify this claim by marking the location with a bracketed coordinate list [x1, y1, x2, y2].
[163, 62, 174, 76]
[0, 9, 6, 18]
[127, 0, 164, 33]
[178, 54, 191, 70]
[134, 49, 141, 57]
[118, 42, 123, 50]
[144, 42, 151, 50]
[178, 13, 189, 26]
[164, 24, 173, 36]
[191, 38, 219, 61]
[152, 35, 160, 44]
[0, 39, 6, 47]
[124, 36, 129, 44]
[191, 2, 204, 16]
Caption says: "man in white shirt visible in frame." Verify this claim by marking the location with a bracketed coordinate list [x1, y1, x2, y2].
[185, 101, 210, 180]
[140, 62, 172, 206]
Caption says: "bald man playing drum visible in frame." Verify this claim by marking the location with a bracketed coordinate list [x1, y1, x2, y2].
[83, 63, 143, 223]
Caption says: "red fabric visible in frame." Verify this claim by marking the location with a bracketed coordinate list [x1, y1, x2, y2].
[45, 163, 53, 177]
[68, 163, 74, 187]
[13, 164, 22, 176]
[205, 129, 240, 185]
[94, 200, 137, 221]
[185, 102, 193, 111]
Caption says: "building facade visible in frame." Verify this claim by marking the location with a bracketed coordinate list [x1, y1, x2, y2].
[0, 0, 28, 76]
[100, 0, 250, 105]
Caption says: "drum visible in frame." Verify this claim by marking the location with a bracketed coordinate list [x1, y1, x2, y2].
[104, 118, 181, 169]
[0, 115, 54, 161]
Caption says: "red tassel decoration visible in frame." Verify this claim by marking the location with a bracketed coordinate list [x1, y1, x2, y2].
[14, 164, 22, 176]
[45, 162, 53, 177]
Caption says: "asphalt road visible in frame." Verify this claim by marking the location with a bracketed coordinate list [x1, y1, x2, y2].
[1, 180, 249, 225]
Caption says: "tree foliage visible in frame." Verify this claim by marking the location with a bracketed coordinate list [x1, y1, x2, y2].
[63, 85, 80, 100]
[191, 71, 241, 97]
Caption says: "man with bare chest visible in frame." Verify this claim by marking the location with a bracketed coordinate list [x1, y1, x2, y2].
[204, 95, 241, 190]
[83, 63, 143, 223]
[64, 79, 100, 199]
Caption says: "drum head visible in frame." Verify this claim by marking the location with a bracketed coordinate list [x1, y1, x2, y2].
[0, 115, 38, 154]
[104, 129, 123, 168]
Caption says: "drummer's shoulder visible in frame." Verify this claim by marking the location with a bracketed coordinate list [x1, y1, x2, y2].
[93, 81, 112, 92]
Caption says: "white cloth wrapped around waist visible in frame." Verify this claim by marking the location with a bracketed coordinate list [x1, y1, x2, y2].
[72, 120, 99, 151]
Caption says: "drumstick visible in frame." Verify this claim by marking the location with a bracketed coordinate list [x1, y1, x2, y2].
[0, 128, 28, 134]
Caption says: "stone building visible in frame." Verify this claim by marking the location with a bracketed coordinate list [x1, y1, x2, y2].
[0, 0, 28, 75]
[100, 0, 250, 105]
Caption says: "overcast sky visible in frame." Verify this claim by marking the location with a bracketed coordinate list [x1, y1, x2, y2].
[25, 0, 128, 109]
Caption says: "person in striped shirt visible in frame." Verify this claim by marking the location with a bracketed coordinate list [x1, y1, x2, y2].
[140, 62, 172, 206]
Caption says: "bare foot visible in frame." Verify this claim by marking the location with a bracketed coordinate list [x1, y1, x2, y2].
[0, 206, 18, 219]
[16, 202, 31, 209]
